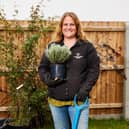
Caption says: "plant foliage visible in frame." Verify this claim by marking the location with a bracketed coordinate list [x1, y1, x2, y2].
[45, 43, 71, 64]
[0, 2, 55, 127]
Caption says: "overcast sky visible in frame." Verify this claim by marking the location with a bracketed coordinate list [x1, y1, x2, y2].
[0, 0, 129, 21]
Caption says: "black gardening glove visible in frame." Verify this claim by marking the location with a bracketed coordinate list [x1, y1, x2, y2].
[76, 88, 89, 102]
[46, 78, 65, 87]
[44, 72, 65, 87]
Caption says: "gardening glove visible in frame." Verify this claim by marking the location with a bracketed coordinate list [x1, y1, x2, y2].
[76, 88, 89, 102]
[47, 78, 65, 87]
[44, 72, 65, 87]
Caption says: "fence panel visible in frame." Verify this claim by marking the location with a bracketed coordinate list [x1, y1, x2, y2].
[0, 21, 125, 118]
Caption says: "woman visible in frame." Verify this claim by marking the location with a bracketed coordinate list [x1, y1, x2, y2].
[38, 12, 100, 129]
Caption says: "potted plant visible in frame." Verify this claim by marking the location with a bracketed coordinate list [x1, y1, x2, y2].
[45, 43, 71, 80]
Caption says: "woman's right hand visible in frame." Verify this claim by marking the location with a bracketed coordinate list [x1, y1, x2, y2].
[45, 73, 65, 87]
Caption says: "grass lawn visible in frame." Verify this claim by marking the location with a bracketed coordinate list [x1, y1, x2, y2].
[42, 118, 129, 129]
[89, 119, 129, 129]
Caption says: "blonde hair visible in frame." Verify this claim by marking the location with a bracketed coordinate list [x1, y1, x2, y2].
[52, 12, 85, 43]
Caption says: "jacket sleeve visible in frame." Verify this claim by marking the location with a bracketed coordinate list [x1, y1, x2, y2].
[38, 52, 51, 84]
[81, 43, 100, 95]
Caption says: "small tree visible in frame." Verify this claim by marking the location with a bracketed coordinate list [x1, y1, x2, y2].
[0, 3, 53, 128]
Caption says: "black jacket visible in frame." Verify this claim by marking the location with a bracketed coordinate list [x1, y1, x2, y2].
[38, 39, 100, 101]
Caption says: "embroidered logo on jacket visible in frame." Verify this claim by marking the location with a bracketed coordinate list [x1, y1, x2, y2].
[73, 53, 83, 59]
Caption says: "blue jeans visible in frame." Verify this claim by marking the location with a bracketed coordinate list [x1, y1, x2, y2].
[49, 102, 89, 129]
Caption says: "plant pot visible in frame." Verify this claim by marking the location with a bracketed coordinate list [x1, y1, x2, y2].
[1, 125, 29, 129]
[0, 119, 29, 129]
[0, 116, 44, 129]
[50, 64, 66, 80]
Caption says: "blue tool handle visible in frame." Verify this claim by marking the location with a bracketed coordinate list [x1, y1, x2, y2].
[74, 95, 89, 107]
[72, 95, 89, 129]
[72, 108, 80, 129]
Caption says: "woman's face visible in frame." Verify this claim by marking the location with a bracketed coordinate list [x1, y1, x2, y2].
[62, 16, 77, 39]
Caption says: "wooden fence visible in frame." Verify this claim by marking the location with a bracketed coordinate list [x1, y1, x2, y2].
[0, 21, 125, 118]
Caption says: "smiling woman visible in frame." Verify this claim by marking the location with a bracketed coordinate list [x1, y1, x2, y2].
[62, 16, 77, 48]
[38, 12, 100, 129]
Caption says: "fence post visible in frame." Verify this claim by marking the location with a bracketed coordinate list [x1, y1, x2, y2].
[124, 22, 129, 119]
